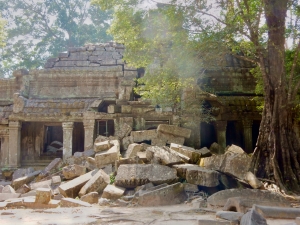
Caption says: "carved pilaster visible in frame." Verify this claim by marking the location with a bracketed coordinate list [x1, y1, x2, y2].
[83, 120, 95, 150]
[62, 122, 74, 162]
[0, 127, 9, 167]
[242, 118, 253, 153]
[214, 120, 227, 151]
[8, 121, 22, 168]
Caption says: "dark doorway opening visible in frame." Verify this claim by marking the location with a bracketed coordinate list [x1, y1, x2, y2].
[73, 122, 84, 154]
[200, 122, 217, 148]
[98, 120, 115, 137]
[226, 121, 244, 149]
[44, 125, 63, 156]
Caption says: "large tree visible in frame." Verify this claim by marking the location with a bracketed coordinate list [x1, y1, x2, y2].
[95, 0, 300, 192]
[0, 0, 112, 77]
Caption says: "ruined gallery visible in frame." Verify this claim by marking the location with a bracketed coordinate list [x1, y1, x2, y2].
[0, 42, 263, 168]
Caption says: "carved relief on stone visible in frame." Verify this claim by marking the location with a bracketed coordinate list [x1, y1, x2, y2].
[13, 93, 26, 114]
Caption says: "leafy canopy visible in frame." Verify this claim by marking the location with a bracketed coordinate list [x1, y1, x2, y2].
[0, 0, 112, 77]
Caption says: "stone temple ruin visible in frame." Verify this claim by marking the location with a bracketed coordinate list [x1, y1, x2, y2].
[0, 42, 266, 168]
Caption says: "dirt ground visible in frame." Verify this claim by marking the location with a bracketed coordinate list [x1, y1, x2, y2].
[0, 203, 296, 225]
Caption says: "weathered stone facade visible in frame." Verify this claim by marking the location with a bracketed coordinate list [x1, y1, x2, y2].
[0, 42, 265, 168]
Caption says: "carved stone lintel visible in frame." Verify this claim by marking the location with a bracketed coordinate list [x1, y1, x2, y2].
[62, 122, 74, 129]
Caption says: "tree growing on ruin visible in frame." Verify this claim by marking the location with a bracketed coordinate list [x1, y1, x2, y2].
[95, 0, 300, 192]
[0, 0, 112, 77]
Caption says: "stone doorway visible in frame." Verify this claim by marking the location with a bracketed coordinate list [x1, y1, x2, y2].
[97, 120, 114, 137]
[200, 122, 217, 148]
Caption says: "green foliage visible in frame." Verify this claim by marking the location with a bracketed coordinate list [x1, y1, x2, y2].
[110, 173, 115, 184]
[0, 15, 6, 48]
[0, 0, 112, 77]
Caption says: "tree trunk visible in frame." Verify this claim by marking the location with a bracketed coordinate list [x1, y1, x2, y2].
[250, 0, 300, 193]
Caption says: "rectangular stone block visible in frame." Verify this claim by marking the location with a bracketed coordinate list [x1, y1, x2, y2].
[30, 179, 52, 190]
[35, 188, 52, 204]
[58, 170, 98, 198]
[138, 183, 187, 206]
[95, 145, 120, 168]
[131, 130, 157, 142]
[12, 170, 41, 190]
[75, 61, 90, 67]
[121, 105, 132, 113]
[170, 143, 201, 164]
[157, 131, 185, 145]
[78, 169, 110, 197]
[157, 124, 191, 139]
[94, 140, 112, 153]
[0, 193, 21, 201]
[60, 198, 92, 207]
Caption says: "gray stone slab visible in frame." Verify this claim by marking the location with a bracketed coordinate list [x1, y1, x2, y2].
[138, 182, 187, 207]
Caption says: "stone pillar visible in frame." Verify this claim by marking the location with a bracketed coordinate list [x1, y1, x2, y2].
[0, 127, 9, 167]
[83, 119, 95, 151]
[8, 121, 21, 168]
[214, 121, 227, 150]
[62, 122, 74, 161]
[242, 118, 253, 153]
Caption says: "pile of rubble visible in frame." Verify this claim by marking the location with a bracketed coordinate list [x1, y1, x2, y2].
[1, 124, 299, 224]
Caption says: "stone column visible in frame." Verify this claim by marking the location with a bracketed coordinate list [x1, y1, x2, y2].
[83, 119, 95, 150]
[0, 127, 9, 167]
[214, 121, 227, 150]
[8, 121, 21, 168]
[62, 122, 74, 161]
[242, 118, 253, 153]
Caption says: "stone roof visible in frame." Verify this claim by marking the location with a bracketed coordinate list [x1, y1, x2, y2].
[13, 97, 98, 117]
[44, 42, 126, 69]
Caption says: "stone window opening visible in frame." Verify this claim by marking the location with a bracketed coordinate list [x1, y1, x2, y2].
[98, 120, 114, 137]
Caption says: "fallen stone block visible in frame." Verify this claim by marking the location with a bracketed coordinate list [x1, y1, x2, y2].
[137, 151, 148, 163]
[0, 202, 7, 209]
[115, 156, 144, 170]
[95, 145, 120, 168]
[138, 182, 187, 207]
[0, 193, 21, 201]
[207, 189, 290, 208]
[39, 158, 63, 178]
[102, 185, 125, 200]
[4, 198, 23, 208]
[173, 164, 220, 187]
[170, 143, 202, 164]
[30, 179, 52, 190]
[16, 184, 31, 194]
[157, 124, 191, 139]
[198, 147, 212, 158]
[60, 198, 92, 207]
[94, 140, 112, 153]
[131, 130, 157, 142]
[12, 167, 35, 181]
[135, 183, 168, 197]
[23, 197, 60, 209]
[151, 137, 166, 147]
[216, 211, 244, 224]
[62, 164, 86, 180]
[35, 188, 52, 204]
[191, 197, 207, 208]
[157, 131, 185, 145]
[78, 169, 110, 197]
[202, 145, 251, 180]
[58, 170, 98, 198]
[52, 176, 61, 185]
[21, 190, 36, 198]
[115, 123, 132, 139]
[12, 170, 41, 190]
[210, 142, 225, 155]
[253, 204, 300, 219]
[80, 192, 99, 204]
[183, 183, 199, 193]
[146, 146, 184, 166]
[240, 208, 267, 225]
[2, 185, 16, 193]
[125, 143, 143, 158]
[244, 172, 263, 189]
[115, 164, 178, 188]
[85, 157, 97, 171]
[121, 136, 133, 150]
